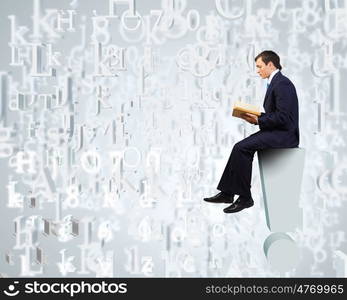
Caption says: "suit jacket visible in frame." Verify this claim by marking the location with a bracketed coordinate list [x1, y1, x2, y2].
[257, 71, 300, 148]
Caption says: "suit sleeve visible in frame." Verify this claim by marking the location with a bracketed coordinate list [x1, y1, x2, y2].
[258, 80, 294, 130]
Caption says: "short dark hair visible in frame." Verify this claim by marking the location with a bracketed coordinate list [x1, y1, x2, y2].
[255, 50, 282, 70]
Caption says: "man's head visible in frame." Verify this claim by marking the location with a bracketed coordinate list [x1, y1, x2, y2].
[255, 50, 282, 79]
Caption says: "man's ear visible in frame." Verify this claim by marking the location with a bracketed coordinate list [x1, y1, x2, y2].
[267, 61, 275, 69]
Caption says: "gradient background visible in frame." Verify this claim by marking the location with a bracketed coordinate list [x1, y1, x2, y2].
[0, 0, 346, 277]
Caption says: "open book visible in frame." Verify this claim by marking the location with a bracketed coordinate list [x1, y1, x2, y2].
[232, 101, 261, 118]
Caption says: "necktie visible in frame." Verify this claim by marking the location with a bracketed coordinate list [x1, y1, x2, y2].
[267, 82, 270, 90]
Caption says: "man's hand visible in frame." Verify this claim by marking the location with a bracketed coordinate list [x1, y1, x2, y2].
[240, 112, 258, 125]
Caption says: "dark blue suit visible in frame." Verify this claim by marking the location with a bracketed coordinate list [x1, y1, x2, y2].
[217, 71, 299, 197]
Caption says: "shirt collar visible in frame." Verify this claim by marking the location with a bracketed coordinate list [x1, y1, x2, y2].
[267, 69, 279, 85]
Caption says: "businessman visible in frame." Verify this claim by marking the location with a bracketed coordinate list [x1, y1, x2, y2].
[204, 50, 299, 213]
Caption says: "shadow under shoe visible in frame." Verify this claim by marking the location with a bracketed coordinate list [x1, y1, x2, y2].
[203, 192, 234, 204]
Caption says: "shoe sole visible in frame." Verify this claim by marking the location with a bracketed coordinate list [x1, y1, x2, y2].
[223, 203, 254, 213]
[203, 199, 233, 204]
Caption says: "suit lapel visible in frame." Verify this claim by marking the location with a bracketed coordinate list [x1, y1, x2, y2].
[263, 71, 282, 106]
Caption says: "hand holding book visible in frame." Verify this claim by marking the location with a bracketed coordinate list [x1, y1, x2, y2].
[232, 101, 260, 125]
[240, 112, 259, 125]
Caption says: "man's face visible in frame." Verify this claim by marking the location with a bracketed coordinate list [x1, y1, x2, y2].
[255, 57, 273, 79]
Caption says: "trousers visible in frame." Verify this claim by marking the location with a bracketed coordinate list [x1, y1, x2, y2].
[217, 129, 298, 197]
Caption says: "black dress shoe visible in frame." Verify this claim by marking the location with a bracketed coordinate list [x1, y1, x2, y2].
[223, 196, 254, 213]
[203, 192, 234, 204]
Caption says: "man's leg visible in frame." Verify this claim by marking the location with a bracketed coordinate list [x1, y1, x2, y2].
[205, 130, 290, 211]
[217, 135, 258, 198]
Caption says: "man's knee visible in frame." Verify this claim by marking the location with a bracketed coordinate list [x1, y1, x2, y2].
[233, 139, 257, 154]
